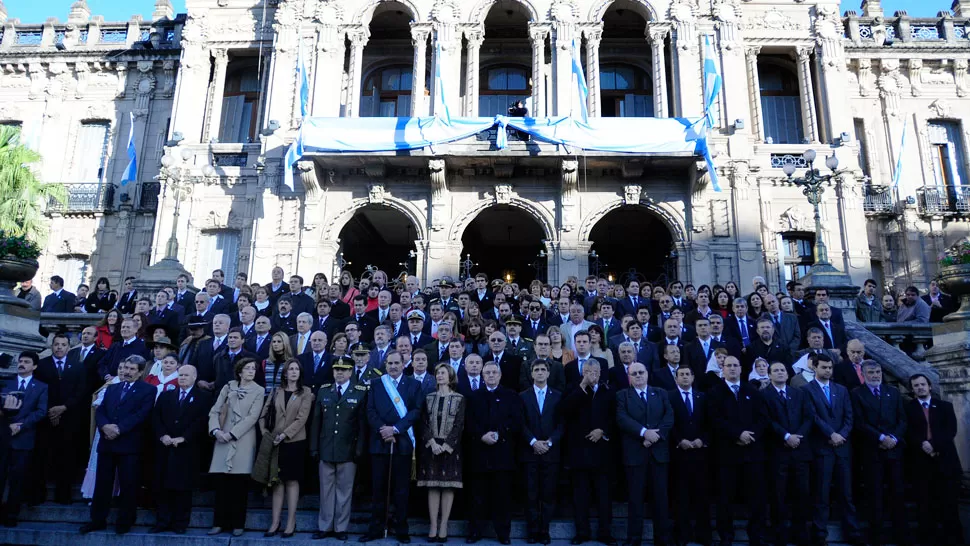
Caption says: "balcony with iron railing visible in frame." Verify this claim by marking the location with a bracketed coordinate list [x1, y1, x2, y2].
[46, 183, 114, 214]
[916, 185, 970, 216]
[863, 185, 896, 216]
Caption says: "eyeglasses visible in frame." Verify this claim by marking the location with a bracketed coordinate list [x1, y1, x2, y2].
[629, 371, 646, 376]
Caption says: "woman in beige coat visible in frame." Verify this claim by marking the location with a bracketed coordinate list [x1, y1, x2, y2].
[207, 357, 264, 537]
[255, 359, 314, 537]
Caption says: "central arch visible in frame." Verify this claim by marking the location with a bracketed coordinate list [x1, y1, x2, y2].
[460, 205, 547, 285]
[337, 204, 420, 279]
[582, 203, 682, 286]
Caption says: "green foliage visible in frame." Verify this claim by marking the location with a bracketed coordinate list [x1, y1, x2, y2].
[0, 125, 65, 244]
[0, 230, 41, 260]
[940, 240, 970, 267]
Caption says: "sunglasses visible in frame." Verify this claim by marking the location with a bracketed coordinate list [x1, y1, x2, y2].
[629, 371, 646, 376]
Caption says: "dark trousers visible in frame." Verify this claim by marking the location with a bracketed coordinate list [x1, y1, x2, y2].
[524, 461, 558, 538]
[912, 455, 963, 545]
[90, 451, 140, 527]
[30, 420, 78, 503]
[671, 454, 711, 544]
[861, 454, 907, 545]
[0, 448, 29, 520]
[212, 474, 250, 530]
[626, 461, 670, 544]
[156, 489, 193, 531]
[811, 452, 861, 543]
[770, 456, 810, 545]
[571, 467, 611, 539]
[717, 460, 766, 546]
[370, 453, 411, 536]
[468, 471, 512, 540]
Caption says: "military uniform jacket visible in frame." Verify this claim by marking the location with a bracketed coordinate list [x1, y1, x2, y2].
[311, 382, 368, 463]
[349, 365, 383, 388]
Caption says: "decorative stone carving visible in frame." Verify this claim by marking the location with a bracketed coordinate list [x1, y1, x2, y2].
[744, 8, 803, 31]
[779, 207, 812, 232]
[160, 60, 175, 97]
[494, 184, 512, 205]
[691, 199, 710, 234]
[368, 183, 386, 204]
[928, 98, 952, 118]
[878, 60, 902, 118]
[432, 0, 459, 24]
[713, 0, 742, 50]
[550, 0, 579, 22]
[429, 159, 447, 232]
[561, 159, 578, 232]
[204, 207, 244, 230]
[623, 184, 642, 205]
[27, 63, 45, 100]
[955, 59, 968, 97]
[314, 1, 343, 24]
[856, 58, 875, 97]
[669, 0, 697, 52]
[814, 5, 845, 69]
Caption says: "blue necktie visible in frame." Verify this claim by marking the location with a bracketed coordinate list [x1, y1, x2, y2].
[683, 391, 692, 416]
[823, 384, 831, 404]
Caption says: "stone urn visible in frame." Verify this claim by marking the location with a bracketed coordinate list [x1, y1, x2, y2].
[0, 256, 39, 298]
[939, 263, 970, 322]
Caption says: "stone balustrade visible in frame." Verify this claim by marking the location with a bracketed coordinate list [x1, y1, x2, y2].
[856, 321, 935, 363]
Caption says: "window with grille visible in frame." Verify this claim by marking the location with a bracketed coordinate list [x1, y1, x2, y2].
[361, 66, 415, 117]
[781, 234, 815, 281]
[75, 121, 111, 183]
[219, 62, 262, 143]
[758, 60, 803, 144]
[195, 231, 240, 284]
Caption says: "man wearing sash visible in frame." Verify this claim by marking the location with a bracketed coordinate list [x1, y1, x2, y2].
[360, 350, 423, 543]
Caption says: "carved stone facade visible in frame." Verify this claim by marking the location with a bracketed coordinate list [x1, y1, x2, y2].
[6, 0, 968, 293]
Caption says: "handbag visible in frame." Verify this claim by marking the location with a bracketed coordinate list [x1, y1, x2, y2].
[264, 388, 278, 432]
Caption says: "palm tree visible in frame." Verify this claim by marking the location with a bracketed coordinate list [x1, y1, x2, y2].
[0, 124, 65, 243]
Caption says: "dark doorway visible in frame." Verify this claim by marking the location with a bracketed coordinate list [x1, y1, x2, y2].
[337, 205, 417, 279]
[461, 206, 546, 285]
[588, 206, 676, 285]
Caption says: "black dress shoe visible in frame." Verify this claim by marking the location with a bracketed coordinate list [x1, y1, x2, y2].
[572, 536, 590, 545]
[79, 522, 107, 534]
[335, 532, 349, 541]
[115, 525, 131, 535]
[398, 534, 412, 543]
[499, 540, 511, 545]
[597, 536, 617, 546]
[359, 534, 380, 543]
[314, 531, 333, 539]
[465, 535, 481, 544]
[265, 529, 281, 537]
[148, 526, 167, 534]
[527, 536, 537, 544]
[174, 529, 187, 535]
[540, 535, 552, 545]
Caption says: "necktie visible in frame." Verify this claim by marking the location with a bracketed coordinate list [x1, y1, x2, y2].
[873, 387, 880, 398]
[472, 377, 478, 391]
[357, 369, 363, 382]
[922, 401, 932, 440]
[380, 310, 387, 323]
[121, 382, 131, 400]
[731, 384, 740, 399]
[298, 335, 307, 354]
[393, 379, 398, 389]
[823, 321, 832, 342]
[533, 321, 540, 333]
[337, 385, 343, 401]
[578, 358, 586, 374]
[413, 335, 419, 345]
[823, 384, 831, 404]
[179, 390, 187, 405]
[81, 347, 89, 361]
[510, 339, 517, 349]
[56, 360, 64, 377]
[702, 341, 709, 357]
[774, 313, 781, 328]
[740, 318, 749, 345]
[19, 379, 26, 392]
[683, 391, 692, 416]
[779, 389, 787, 407]
[537, 389, 545, 413]
[256, 336, 264, 352]
[314, 353, 322, 371]
[854, 364, 864, 385]
[633, 296, 638, 307]
[639, 391, 648, 404]
[213, 338, 220, 351]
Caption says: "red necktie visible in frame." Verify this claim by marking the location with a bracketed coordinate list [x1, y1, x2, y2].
[922, 402, 932, 440]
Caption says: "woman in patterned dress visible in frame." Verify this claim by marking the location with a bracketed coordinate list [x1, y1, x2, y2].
[417, 363, 465, 543]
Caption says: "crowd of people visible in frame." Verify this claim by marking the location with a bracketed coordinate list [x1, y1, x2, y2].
[1, 268, 964, 546]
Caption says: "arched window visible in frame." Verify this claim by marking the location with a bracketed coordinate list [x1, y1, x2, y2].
[759, 62, 803, 144]
[479, 66, 531, 117]
[220, 63, 262, 143]
[600, 64, 653, 117]
[361, 65, 414, 117]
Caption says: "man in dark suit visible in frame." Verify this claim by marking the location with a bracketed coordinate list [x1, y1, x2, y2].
[150, 364, 212, 534]
[284, 275, 316, 317]
[668, 366, 712, 546]
[523, 301, 549, 340]
[190, 314, 229, 392]
[615, 362, 674, 546]
[212, 328, 259, 393]
[850, 361, 909, 546]
[80, 355, 156, 535]
[607, 342, 636, 390]
[834, 339, 865, 390]
[723, 298, 756, 350]
[147, 290, 181, 341]
[563, 331, 608, 392]
[299, 330, 333, 391]
[360, 351, 423, 543]
[471, 274, 494, 314]
[616, 280, 644, 319]
[403, 310, 433, 349]
[764, 362, 815, 546]
[271, 296, 299, 336]
[763, 294, 801, 354]
[746, 318, 793, 376]
[805, 303, 846, 353]
[486, 331, 524, 392]
[0, 352, 48, 525]
[243, 316, 273, 361]
[656, 318, 687, 364]
[325, 283, 351, 320]
[595, 299, 623, 341]
[115, 277, 138, 315]
[41, 275, 76, 313]
[174, 274, 196, 312]
[611, 322, 659, 373]
[465, 361, 521, 544]
[561, 360, 615, 546]
[33, 333, 87, 505]
[71, 326, 104, 398]
[519, 360, 563, 545]
[180, 292, 216, 338]
[802, 354, 863, 546]
[202, 279, 230, 316]
[650, 344, 681, 392]
[922, 280, 957, 322]
[349, 295, 378, 343]
[709, 355, 768, 546]
[708, 314, 743, 361]
[97, 318, 150, 380]
[264, 266, 288, 305]
[800, 288, 844, 327]
[683, 317, 720, 379]
[905, 373, 964, 544]
[312, 299, 343, 340]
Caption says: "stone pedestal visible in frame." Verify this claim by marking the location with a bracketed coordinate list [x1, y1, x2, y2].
[0, 297, 46, 378]
[802, 267, 860, 321]
[924, 320, 970, 483]
[136, 257, 195, 296]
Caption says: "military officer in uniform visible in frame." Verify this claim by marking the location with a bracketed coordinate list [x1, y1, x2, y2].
[310, 356, 369, 541]
[503, 316, 536, 362]
[350, 343, 383, 387]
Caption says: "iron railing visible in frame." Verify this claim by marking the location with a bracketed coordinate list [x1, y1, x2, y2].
[863, 185, 895, 214]
[138, 181, 161, 211]
[916, 185, 970, 215]
[47, 183, 113, 213]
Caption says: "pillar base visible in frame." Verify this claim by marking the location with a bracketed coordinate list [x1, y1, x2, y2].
[801, 265, 860, 321]
[0, 297, 46, 379]
[137, 257, 195, 294]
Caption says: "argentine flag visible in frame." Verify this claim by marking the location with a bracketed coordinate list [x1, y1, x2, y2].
[297, 40, 310, 118]
[701, 35, 723, 192]
[891, 117, 908, 188]
[571, 39, 589, 123]
[120, 112, 137, 186]
[433, 41, 451, 124]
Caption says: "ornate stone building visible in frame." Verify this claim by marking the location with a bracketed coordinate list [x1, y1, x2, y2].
[5, 0, 969, 291]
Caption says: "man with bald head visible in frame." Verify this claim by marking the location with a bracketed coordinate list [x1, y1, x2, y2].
[299, 330, 333, 390]
[151, 364, 212, 534]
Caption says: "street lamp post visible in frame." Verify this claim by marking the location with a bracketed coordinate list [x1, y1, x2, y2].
[158, 148, 215, 260]
[782, 149, 843, 276]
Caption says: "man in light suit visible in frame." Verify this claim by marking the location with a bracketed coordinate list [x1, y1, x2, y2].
[560, 302, 595, 352]
[801, 354, 863, 546]
[0, 352, 48, 526]
[763, 294, 801, 354]
[41, 275, 76, 313]
[360, 351, 423, 543]
[80, 355, 156, 535]
[615, 362, 674, 546]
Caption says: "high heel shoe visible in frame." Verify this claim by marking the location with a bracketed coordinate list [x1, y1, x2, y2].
[264, 529, 280, 538]
[282, 530, 295, 539]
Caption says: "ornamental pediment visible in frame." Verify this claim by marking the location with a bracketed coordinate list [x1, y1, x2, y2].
[743, 7, 807, 35]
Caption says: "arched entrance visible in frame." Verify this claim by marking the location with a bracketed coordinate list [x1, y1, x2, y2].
[588, 206, 676, 285]
[461, 205, 546, 284]
[337, 205, 418, 279]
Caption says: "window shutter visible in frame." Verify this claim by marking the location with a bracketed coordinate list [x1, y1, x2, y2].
[219, 95, 245, 143]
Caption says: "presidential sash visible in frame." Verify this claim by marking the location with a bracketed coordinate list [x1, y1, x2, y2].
[381, 374, 415, 446]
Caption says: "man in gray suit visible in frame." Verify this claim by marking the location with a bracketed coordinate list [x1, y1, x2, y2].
[560, 303, 595, 352]
[802, 354, 863, 546]
[763, 294, 801, 354]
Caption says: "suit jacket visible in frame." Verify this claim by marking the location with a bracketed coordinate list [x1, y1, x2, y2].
[905, 397, 961, 475]
[174, 290, 197, 312]
[806, 319, 847, 352]
[708, 380, 769, 463]
[649, 364, 681, 391]
[607, 364, 632, 390]
[763, 385, 815, 461]
[472, 290, 495, 314]
[560, 320, 596, 352]
[365, 307, 393, 326]
[423, 340, 451, 364]
[95, 380, 156, 454]
[615, 386, 674, 465]
[289, 331, 314, 357]
[922, 294, 957, 323]
[411, 373, 437, 395]
[147, 307, 181, 340]
[67, 344, 104, 397]
[710, 335, 743, 361]
[116, 290, 139, 315]
[97, 338, 150, 379]
[42, 290, 76, 313]
[282, 292, 315, 317]
[206, 295, 230, 316]
[1, 377, 48, 450]
[683, 338, 720, 379]
[833, 361, 864, 391]
[851, 384, 907, 461]
[271, 313, 298, 336]
[609, 338, 660, 373]
[519, 387, 563, 463]
[746, 338, 794, 375]
[560, 383, 614, 469]
[348, 314, 377, 343]
[802, 380, 853, 458]
[152, 387, 212, 490]
[243, 333, 272, 361]
[190, 335, 228, 383]
[404, 332, 434, 350]
[616, 296, 645, 319]
[264, 282, 289, 305]
[465, 385, 522, 471]
[763, 311, 801, 353]
[656, 337, 686, 364]
[299, 351, 333, 391]
[515, 358, 565, 393]
[212, 349, 261, 393]
[563, 356, 608, 392]
[365, 375, 423, 455]
[668, 388, 710, 461]
[36, 354, 86, 418]
[595, 317, 624, 341]
[723, 314, 757, 347]
[523, 318, 549, 340]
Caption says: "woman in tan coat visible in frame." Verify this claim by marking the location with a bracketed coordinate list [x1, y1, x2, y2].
[255, 359, 314, 537]
[207, 357, 264, 537]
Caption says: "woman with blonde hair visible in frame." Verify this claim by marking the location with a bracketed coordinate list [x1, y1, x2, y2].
[545, 325, 575, 363]
[338, 270, 360, 304]
[417, 363, 465, 542]
[263, 332, 294, 395]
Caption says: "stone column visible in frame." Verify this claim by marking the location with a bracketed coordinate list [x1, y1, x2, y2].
[745, 46, 763, 140]
[715, 3, 748, 132]
[796, 46, 820, 143]
[528, 24, 548, 117]
[410, 24, 431, 117]
[670, 1, 702, 117]
[430, 20, 461, 117]
[312, 21, 345, 117]
[202, 48, 228, 142]
[814, 7, 852, 142]
[425, 241, 463, 281]
[463, 26, 483, 117]
[550, 20, 578, 117]
[170, 17, 212, 142]
[648, 24, 669, 118]
[346, 27, 369, 118]
[583, 24, 602, 118]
